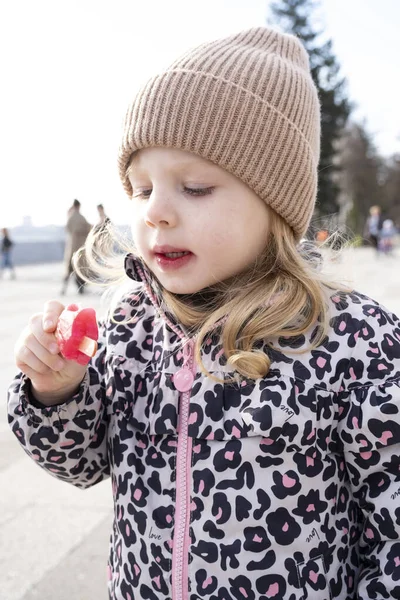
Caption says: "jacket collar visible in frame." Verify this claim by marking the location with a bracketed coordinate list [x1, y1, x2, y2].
[124, 253, 152, 284]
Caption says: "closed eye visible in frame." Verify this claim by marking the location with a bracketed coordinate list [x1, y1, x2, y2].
[132, 186, 215, 199]
[132, 189, 152, 199]
[184, 186, 215, 197]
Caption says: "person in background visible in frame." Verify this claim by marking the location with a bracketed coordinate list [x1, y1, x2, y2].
[1, 227, 16, 279]
[364, 205, 382, 253]
[61, 199, 91, 295]
[378, 218, 397, 255]
[93, 204, 111, 234]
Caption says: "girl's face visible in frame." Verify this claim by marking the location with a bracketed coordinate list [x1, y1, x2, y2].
[128, 148, 270, 294]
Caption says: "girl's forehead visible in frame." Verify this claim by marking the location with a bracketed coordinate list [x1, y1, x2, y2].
[130, 147, 223, 174]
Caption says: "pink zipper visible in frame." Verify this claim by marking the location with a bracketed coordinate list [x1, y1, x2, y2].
[172, 338, 195, 600]
[133, 267, 198, 599]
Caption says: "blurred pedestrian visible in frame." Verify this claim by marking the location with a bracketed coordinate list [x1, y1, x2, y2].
[1, 227, 16, 279]
[93, 204, 111, 235]
[364, 205, 382, 253]
[378, 219, 397, 255]
[316, 229, 329, 244]
[61, 199, 91, 295]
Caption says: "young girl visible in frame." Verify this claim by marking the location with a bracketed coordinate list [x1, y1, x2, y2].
[8, 27, 400, 600]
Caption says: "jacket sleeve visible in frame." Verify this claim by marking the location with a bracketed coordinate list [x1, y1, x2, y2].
[7, 322, 110, 490]
[337, 304, 400, 598]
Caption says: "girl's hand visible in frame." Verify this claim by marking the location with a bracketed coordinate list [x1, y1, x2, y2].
[15, 300, 88, 406]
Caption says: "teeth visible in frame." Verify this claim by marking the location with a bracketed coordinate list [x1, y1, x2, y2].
[164, 252, 189, 258]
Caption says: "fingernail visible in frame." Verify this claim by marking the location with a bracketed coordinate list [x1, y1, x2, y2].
[49, 343, 59, 355]
[44, 319, 53, 329]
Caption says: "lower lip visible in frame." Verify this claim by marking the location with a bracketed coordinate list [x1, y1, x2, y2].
[154, 252, 194, 270]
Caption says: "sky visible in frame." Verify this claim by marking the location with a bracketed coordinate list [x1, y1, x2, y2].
[0, 0, 399, 228]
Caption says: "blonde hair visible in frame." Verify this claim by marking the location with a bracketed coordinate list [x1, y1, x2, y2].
[74, 212, 347, 382]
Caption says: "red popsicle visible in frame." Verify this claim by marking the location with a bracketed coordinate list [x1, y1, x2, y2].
[55, 304, 99, 366]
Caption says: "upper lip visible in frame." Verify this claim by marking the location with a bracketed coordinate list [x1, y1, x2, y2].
[153, 245, 191, 254]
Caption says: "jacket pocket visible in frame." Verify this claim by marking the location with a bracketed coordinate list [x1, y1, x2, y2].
[297, 555, 330, 600]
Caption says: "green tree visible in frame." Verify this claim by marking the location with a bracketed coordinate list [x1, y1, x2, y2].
[269, 0, 351, 220]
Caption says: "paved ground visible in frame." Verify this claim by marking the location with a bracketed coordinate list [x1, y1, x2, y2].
[1, 248, 400, 600]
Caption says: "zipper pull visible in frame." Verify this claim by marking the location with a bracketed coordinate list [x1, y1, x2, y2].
[173, 338, 195, 392]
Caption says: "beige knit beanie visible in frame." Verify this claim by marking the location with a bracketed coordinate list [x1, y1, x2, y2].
[118, 26, 320, 240]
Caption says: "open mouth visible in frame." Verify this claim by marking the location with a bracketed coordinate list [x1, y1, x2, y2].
[153, 248, 194, 269]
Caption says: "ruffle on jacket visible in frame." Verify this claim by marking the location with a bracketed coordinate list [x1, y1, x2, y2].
[337, 377, 400, 454]
[108, 353, 336, 453]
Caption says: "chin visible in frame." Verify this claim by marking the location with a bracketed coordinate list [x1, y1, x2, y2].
[163, 282, 205, 295]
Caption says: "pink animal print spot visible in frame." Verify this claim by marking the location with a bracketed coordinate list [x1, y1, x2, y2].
[225, 451, 235, 461]
[231, 426, 241, 438]
[202, 577, 213, 589]
[133, 489, 142, 501]
[282, 474, 296, 488]
[380, 431, 393, 445]
[261, 438, 274, 445]
[349, 367, 357, 380]
[188, 412, 198, 425]
[309, 570, 318, 584]
[360, 451, 372, 460]
[316, 357, 327, 368]
[253, 534, 263, 543]
[153, 576, 161, 589]
[166, 514, 172, 523]
[377, 363, 387, 371]
[306, 456, 315, 467]
[365, 528, 374, 539]
[352, 416, 359, 429]
[134, 564, 140, 576]
[265, 582, 279, 597]
[282, 522, 289, 532]
[394, 557, 400, 567]
[306, 504, 315, 512]
[239, 587, 248, 598]
[339, 321, 346, 332]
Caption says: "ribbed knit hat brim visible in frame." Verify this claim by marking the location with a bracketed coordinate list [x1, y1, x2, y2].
[118, 27, 320, 240]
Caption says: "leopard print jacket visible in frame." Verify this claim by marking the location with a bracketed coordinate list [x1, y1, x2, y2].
[8, 254, 400, 600]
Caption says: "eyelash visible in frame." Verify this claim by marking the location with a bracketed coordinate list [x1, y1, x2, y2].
[133, 186, 215, 199]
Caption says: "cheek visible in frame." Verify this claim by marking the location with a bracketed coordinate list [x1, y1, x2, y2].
[130, 214, 145, 249]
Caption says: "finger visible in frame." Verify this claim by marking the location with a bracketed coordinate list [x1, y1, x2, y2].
[24, 333, 65, 372]
[17, 363, 46, 382]
[16, 346, 53, 376]
[42, 300, 65, 332]
[30, 314, 60, 356]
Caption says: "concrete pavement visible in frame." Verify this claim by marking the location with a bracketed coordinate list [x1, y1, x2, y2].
[1, 248, 400, 600]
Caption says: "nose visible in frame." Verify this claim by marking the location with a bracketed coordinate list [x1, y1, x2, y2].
[143, 189, 177, 229]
